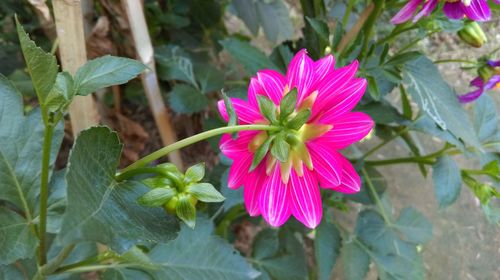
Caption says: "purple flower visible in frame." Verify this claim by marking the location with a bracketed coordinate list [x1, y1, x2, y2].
[458, 60, 500, 103]
[391, 0, 492, 24]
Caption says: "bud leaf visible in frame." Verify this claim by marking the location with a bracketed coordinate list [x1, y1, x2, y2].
[279, 88, 297, 121]
[137, 187, 176, 207]
[187, 183, 225, 202]
[286, 109, 311, 130]
[271, 133, 290, 162]
[250, 135, 274, 171]
[257, 95, 277, 124]
[222, 90, 238, 127]
[141, 177, 173, 189]
[176, 195, 196, 229]
[185, 163, 205, 184]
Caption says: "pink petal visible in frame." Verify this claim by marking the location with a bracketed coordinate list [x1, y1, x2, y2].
[243, 164, 267, 216]
[228, 152, 252, 189]
[248, 77, 263, 109]
[333, 155, 361, 194]
[390, 0, 423, 24]
[313, 55, 335, 82]
[463, 0, 491, 21]
[413, 0, 438, 22]
[218, 98, 262, 124]
[470, 76, 484, 87]
[289, 169, 322, 228]
[219, 131, 257, 159]
[286, 49, 315, 103]
[317, 112, 374, 149]
[256, 70, 286, 105]
[443, 1, 464, 19]
[259, 165, 291, 227]
[316, 78, 367, 122]
[307, 142, 342, 187]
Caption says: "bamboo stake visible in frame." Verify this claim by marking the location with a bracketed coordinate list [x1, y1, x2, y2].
[53, 0, 100, 135]
[121, 0, 183, 168]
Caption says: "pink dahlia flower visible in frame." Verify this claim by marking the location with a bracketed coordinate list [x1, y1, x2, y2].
[458, 60, 500, 103]
[390, 0, 492, 24]
[217, 50, 374, 228]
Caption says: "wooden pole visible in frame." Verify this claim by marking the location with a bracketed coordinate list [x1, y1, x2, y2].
[53, 0, 100, 135]
[121, 0, 183, 168]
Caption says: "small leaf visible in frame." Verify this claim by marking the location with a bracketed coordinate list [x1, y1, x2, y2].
[74, 55, 146, 96]
[432, 155, 462, 208]
[279, 88, 297, 121]
[271, 133, 290, 162]
[176, 195, 196, 229]
[141, 177, 173, 189]
[342, 241, 370, 280]
[0, 208, 38, 264]
[185, 163, 205, 184]
[169, 84, 208, 114]
[474, 94, 498, 142]
[257, 95, 277, 123]
[45, 72, 74, 113]
[482, 160, 500, 177]
[315, 221, 341, 280]
[137, 188, 176, 207]
[394, 207, 432, 244]
[286, 109, 311, 130]
[251, 136, 274, 171]
[252, 228, 279, 260]
[305, 17, 330, 43]
[222, 90, 237, 127]
[187, 183, 225, 202]
[366, 75, 380, 100]
[232, 0, 260, 35]
[220, 38, 279, 75]
[385, 51, 422, 66]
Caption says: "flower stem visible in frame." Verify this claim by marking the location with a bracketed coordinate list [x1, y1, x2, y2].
[433, 59, 477, 64]
[35, 244, 76, 279]
[38, 123, 54, 266]
[365, 156, 435, 166]
[117, 124, 279, 177]
[362, 168, 391, 225]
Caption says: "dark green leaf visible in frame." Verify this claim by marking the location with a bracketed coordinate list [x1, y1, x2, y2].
[255, 0, 293, 43]
[220, 169, 244, 210]
[232, 0, 260, 35]
[342, 241, 370, 280]
[184, 163, 205, 184]
[155, 45, 198, 87]
[16, 18, 58, 105]
[400, 86, 413, 119]
[403, 56, 480, 148]
[348, 166, 387, 205]
[366, 75, 380, 100]
[58, 127, 179, 253]
[194, 64, 224, 94]
[74, 55, 146, 96]
[149, 218, 259, 279]
[138, 188, 177, 207]
[169, 84, 209, 114]
[315, 221, 341, 280]
[271, 133, 290, 162]
[257, 95, 277, 123]
[474, 94, 498, 142]
[187, 183, 225, 202]
[176, 194, 196, 228]
[279, 88, 297, 121]
[222, 90, 238, 127]
[432, 155, 462, 208]
[385, 51, 422, 66]
[356, 101, 408, 125]
[410, 115, 464, 150]
[305, 17, 330, 43]
[394, 207, 432, 244]
[220, 38, 279, 75]
[270, 45, 294, 73]
[286, 109, 311, 130]
[0, 208, 38, 264]
[45, 72, 74, 113]
[253, 228, 279, 260]
[251, 136, 274, 171]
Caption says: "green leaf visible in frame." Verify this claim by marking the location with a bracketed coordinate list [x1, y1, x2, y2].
[58, 127, 179, 253]
[279, 88, 297, 121]
[257, 95, 277, 123]
[194, 64, 224, 94]
[271, 133, 290, 162]
[169, 84, 209, 114]
[255, 0, 294, 43]
[356, 101, 408, 125]
[432, 155, 462, 208]
[232, 0, 260, 35]
[366, 75, 380, 100]
[342, 241, 370, 280]
[403, 56, 480, 148]
[220, 168, 244, 210]
[187, 183, 225, 203]
[222, 90, 238, 127]
[185, 163, 205, 184]
[305, 17, 330, 43]
[149, 218, 259, 279]
[138, 187, 177, 207]
[155, 45, 198, 88]
[15, 17, 58, 105]
[394, 207, 432, 244]
[45, 72, 74, 113]
[74, 55, 146, 96]
[286, 109, 311, 130]
[384, 51, 422, 66]
[176, 194, 196, 228]
[0, 207, 38, 264]
[0, 74, 63, 210]
[220, 38, 279, 75]
[315, 221, 341, 280]
[251, 136, 274, 171]
[474, 94, 498, 142]
[348, 166, 387, 205]
[252, 229, 279, 260]
[141, 177, 174, 189]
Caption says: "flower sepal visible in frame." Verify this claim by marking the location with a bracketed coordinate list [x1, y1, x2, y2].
[458, 21, 487, 48]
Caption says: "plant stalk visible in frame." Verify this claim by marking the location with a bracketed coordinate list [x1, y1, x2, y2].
[38, 123, 54, 266]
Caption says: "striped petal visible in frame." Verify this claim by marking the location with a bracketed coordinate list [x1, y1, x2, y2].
[332, 156, 361, 194]
[290, 169, 322, 228]
[463, 0, 490, 21]
[390, 0, 422, 24]
[286, 49, 315, 103]
[228, 152, 252, 189]
[220, 131, 258, 159]
[257, 70, 286, 105]
[413, 0, 438, 22]
[318, 112, 374, 149]
[218, 98, 262, 124]
[443, 1, 464, 19]
[307, 142, 342, 187]
[316, 78, 367, 121]
[243, 164, 267, 216]
[259, 165, 291, 227]
[313, 54, 335, 82]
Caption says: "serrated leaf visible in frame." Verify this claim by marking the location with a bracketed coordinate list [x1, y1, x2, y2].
[222, 91, 238, 127]
[155, 45, 198, 88]
[220, 38, 279, 75]
[342, 241, 370, 280]
[0, 208, 38, 264]
[432, 155, 462, 208]
[305, 17, 330, 43]
[257, 95, 277, 123]
[251, 136, 274, 171]
[74, 55, 146, 96]
[232, 0, 260, 35]
[58, 127, 179, 253]
[16, 18, 58, 105]
[169, 84, 208, 114]
[149, 218, 259, 279]
[271, 133, 290, 162]
[45, 72, 74, 113]
[138, 187, 176, 207]
[279, 88, 297, 121]
[185, 163, 205, 184]
[187, 183, 225, 203]
[255, 0, 294, 43]
[403, 56, 479, 148]
[315, 221, 341, 280]
[385, 51, 421, 66]
[474, 94, 498, 142]
[194, 64, 224, 94]
[286, 109, 311, 130]
[394, 207, 432, 244]
[176, 195, 196, 229]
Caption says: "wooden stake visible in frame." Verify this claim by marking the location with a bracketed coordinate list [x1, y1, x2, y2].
[53, 0, 100, 135]
[121, 0, 183, 168]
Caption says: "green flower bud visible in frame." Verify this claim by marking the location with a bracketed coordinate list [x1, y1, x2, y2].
[457, 21, 487, 48]
[478, 65, 494, 82]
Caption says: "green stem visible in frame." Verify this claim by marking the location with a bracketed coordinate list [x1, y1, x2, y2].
[342, 0, 355, 26]
[55, 251, 116, 274]
[360, 127, 409, 160]
[396, 29, 439, 54]
[434, 59, 476, 64]
[35, 244, 76, 278]
[360, 0, 384, 57]
[117, 124, 279, 176]
[38, 124, 54, 266]
[115, 167, 171, 181]
[365, 156, 435, 166]
[362, 168, 391, 225]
